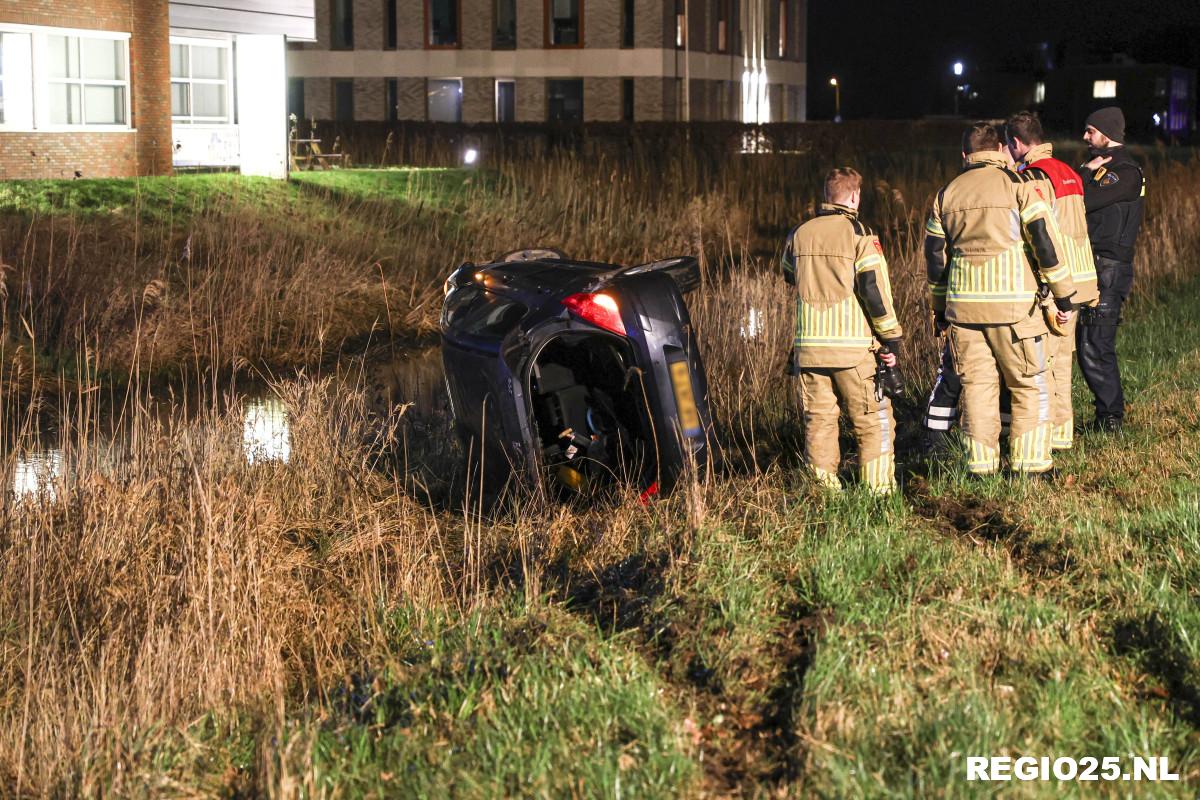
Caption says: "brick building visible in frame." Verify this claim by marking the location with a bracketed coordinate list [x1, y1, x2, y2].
[0, 0, 315, 180]
[286, 0, 806, 123]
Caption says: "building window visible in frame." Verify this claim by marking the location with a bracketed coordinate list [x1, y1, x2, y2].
[384, 0, 398, 49]
[386, 78, 398, 120]
[621, 0, 634, 48]
[1093, 80, 1116, 99]
[170, 39, 232, 125]
[495, 79, 514, 121]
[334, 79, 354, 120]
[47, 34, 129, 126]
[331, 0, 354, 49]
[548, 0, 581, 46]
[288, 77, 305, 119]
[547, 78, 582, 121]
[675, 0, 685, 48]
[428, 0, 460, 47]
[0, 32, 32, 127]
[494, 0, 517, 48]
[1034, 81, 1045, 104]
[621, 77, 633, 121]
[777, 0, 787, 58]
[427, 78, 462, 121]
[716, 0, 728, 52]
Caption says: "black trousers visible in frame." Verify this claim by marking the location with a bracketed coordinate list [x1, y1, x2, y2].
[922, 338, 1012, 448]
[1077, 257, 1134, 420]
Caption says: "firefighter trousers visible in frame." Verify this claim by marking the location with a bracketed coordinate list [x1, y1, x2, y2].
[947, 322, 1053, 475]
[1048, 313, 1078, 450]
[799, 350, 896, 493]
[925, 319, 1075, 452]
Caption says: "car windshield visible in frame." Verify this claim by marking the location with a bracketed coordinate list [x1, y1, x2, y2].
[444, 287, 527, 338]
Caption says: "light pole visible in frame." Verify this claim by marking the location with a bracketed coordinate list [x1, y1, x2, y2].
[830, 76, 841, 122]
[952, 61, 964, 116]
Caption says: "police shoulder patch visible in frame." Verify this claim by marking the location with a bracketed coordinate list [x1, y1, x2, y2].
[1100, 171, 1120, 186]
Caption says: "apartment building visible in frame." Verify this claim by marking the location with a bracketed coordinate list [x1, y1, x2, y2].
[286, 0, 806, 123]
[0, 0, 315, 179]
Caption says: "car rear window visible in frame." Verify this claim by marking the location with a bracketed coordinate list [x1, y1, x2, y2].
[444, 287, 528, 337]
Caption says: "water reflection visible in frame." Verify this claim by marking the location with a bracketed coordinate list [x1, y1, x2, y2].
[740, 306, 763, 340]
[13, 450, 63, 500]
[243, 397, 291, 464]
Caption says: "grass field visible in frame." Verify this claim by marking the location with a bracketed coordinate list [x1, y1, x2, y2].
[2, 141, 1199, 796]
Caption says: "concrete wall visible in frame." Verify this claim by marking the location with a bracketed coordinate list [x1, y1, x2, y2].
[354, 76, 387, 120]
[515, 77, 545, 121]
[584, 76, 620, 121]
[463, 76, 494, 122]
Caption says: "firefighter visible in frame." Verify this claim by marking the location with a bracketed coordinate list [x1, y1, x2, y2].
[924, 123, 1076, 477]
[1077, 106, 1145, 432]
[783, 167, 904, 494]
[1006, 111, 1100, 450]
[920, 127, 1023, 452]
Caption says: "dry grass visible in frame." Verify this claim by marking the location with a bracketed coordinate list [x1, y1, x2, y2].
[2, 138, 1200, 797]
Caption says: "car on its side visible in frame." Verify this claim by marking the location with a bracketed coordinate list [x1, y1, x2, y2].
[440, 248, 713, 497]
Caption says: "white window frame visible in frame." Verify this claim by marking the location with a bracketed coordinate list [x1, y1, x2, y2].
[0, 23, 131, 132]
[494, 78, 514, 122]
[170, 36, 235, 126]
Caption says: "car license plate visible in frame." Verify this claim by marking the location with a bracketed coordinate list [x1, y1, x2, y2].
[669, 360, 702, 436]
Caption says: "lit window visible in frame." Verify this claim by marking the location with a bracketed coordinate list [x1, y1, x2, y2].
[427, 78, 462, 122]
[47, 34, 128, 125]
[170, 39, 232, 125]
[1093, 80, 1116, 98]
[778, 0, 787, 58]
[0, 26, 127, 130]
[1035, 81, 1045, 104]
[0, 32, 33, 127]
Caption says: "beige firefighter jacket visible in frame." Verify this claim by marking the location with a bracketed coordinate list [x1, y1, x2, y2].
[1018, 142, 1100, 306]
[783, 203, 903, 369]
[925, 150, 1076, 325]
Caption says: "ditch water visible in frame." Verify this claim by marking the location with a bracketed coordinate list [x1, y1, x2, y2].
[5, 346, 453, 501]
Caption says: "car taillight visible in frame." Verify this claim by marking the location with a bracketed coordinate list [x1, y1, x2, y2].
[562, 292, 626, 336]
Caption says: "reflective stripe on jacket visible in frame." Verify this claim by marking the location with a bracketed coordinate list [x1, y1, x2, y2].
[925, 150, 1075, 325]
[783, 203, 903, 369]
[1020, 143, 1100, 306]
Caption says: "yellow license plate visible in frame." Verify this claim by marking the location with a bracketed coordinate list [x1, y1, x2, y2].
[669, 360, 701, 435]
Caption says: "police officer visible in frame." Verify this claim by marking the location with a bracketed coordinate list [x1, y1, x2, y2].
[1077, 106, 1145, 432]
[1007, 111, 1100, 451]
[925, 123, 1076, 477]
[783, 167, 904, 494]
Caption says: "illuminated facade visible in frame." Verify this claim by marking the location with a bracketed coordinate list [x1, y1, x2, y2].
[0, 0, 315, 179]
[286, 0, 806, 123]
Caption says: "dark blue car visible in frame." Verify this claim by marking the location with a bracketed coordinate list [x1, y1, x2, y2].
[440, 249, 714, 497]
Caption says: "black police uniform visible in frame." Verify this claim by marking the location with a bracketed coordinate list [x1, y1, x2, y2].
[1077, 145, 1145, 427]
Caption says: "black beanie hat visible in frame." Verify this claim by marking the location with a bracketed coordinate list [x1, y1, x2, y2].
[1085, 106, 1125, 143]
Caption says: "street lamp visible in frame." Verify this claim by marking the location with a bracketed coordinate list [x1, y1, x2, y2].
[952, 62, 965, 115]
[829, 76, 841, 122]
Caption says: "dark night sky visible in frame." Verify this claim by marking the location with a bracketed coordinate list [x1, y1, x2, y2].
[806, 0, 1200, 120]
